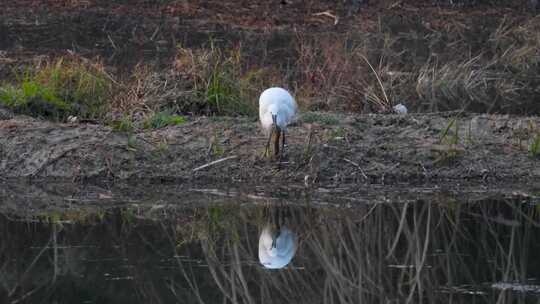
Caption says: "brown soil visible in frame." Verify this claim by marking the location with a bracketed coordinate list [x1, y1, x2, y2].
[1, 110, 539, 187]
[0, 0, 533, 70]
[1, 1, 539, 204]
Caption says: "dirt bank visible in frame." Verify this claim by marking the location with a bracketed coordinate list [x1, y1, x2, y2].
[1, 110, 539, 187]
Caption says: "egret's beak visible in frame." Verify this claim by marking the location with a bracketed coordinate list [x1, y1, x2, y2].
[271, 231, 281, 248]
[264, 114, 279, 158]
[271, 115, 282, 157]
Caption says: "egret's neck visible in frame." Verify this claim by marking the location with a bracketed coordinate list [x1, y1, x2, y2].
[267, 104, 283, 129]
[268, 104, 279, 117]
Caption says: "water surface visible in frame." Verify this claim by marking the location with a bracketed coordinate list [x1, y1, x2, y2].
[1, 189, 539, 304]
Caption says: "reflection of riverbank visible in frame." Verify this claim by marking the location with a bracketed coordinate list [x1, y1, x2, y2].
[1, 199, 539, 303]
[1, 179, 539, 218]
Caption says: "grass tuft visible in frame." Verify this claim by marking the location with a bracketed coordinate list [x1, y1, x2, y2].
[433, 116, 466, 164]
[301, 112, 340, 125]
[0, 56, 112, 121]
[529, 133, 540, 158]
[172, 42, 268, 116]
[111, 115, 135, 132]
[143, 111, 186, 129]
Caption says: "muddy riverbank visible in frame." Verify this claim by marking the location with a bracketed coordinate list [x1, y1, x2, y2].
[1, 111, 539, 187]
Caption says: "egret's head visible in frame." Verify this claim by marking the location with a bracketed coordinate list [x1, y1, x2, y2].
[271, 231, 281, 248]
[268, 232, 280, 257]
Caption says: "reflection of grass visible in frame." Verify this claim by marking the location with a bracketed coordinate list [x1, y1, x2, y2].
[37, 210, 106, 224]
[189, 201, 540, 304]
[4, 198, 537, 304]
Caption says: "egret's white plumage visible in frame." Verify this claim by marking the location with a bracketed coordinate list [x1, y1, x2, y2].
[259, 87, 297, 134]
[393, 103, 408, 114]
[258, 87, 297, 157]
[258, 225, 297, 269]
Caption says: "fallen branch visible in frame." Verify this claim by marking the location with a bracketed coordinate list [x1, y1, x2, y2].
[192, 155, 238, 172]
[343, 158, 368, 180]
[313, 11, 339, 25]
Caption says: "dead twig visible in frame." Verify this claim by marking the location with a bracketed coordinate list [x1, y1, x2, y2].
[107, 34, 118, 50]
[312, 11, 339, 25]
[192, 155, 238, 172]
[343, 158, 368, 180]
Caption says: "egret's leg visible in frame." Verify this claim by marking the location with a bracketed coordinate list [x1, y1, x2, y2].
[282, 130, 286, 156]
[274, 128, 281, 157]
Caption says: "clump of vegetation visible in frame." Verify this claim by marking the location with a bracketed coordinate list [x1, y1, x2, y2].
[111, 43, 276, 118]
[143, 111, 186, 129]
[302, 111, 340, 125]
[3, 10, 539, 120]
[529, 133, 540, 158]
[109, 111, 185, 132]
[94, 14, 540, 119]
[126, 134, 138, 152]
[290, 14, 540, 114]
[171, 42, 278, 116]
[111, 115, 135, 132]
[0, 56, 112, 121]
[208, 131, 225, 156]
[0, 80, 71, 120]
[433, 116, 466, 164]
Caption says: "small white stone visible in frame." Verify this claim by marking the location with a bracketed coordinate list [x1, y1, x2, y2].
[67, 115, 78, 123]
[393, 103, 408, 114]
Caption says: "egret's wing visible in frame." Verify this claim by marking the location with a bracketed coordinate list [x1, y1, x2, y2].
[284, 102, 298, 125]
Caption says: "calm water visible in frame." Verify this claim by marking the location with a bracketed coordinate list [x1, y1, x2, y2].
[1, 190, 539, 304]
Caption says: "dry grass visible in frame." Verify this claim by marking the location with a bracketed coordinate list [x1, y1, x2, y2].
[170, 42, 280, 116]
[106, 42, 283, 123]
[3, 14, 539, 122]
[290, 15, 540, 115]
[109, 63, 152, 120]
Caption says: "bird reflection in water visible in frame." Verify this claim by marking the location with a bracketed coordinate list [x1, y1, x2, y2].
[258, 207, 299, 269]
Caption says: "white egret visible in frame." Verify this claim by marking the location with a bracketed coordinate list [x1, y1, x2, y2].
[259, 87, 298, 158]
[258, 224, 297, 269]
